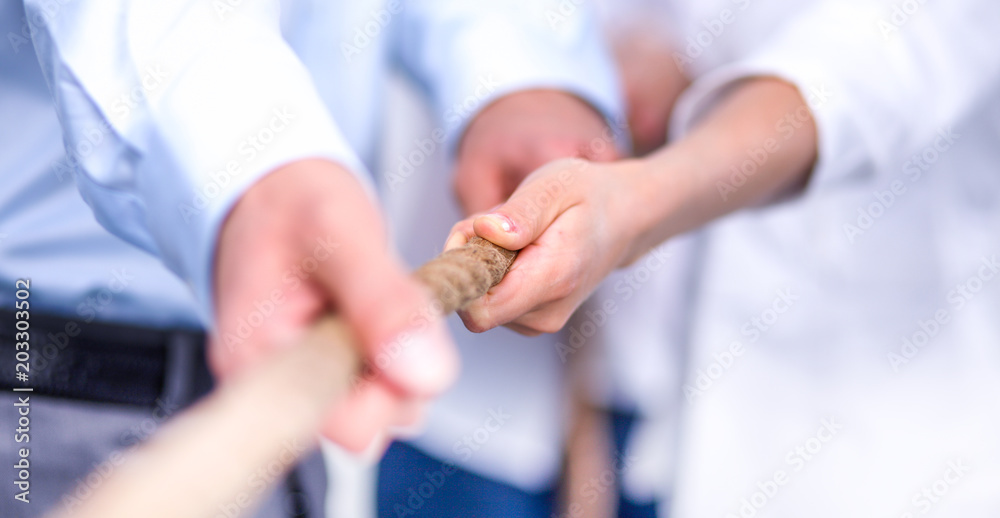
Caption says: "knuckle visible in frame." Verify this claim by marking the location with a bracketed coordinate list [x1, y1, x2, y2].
[553, 276, 579, 300]
[505, 205, 534, 229]
[458, 307, 492, 334]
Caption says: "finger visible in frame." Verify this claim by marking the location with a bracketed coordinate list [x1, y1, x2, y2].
[318, 250, 459, 398]
[320, 378, 407, 452]
[457, 235, 578, 331]
[211, 205, 330, 379]
[209, 275, 324, 379]
[472, 158, 587, 251]
[282, 166, 459, 397]
[443, 218, 476, 252]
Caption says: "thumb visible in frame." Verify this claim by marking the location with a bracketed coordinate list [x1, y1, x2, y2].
[472, 158, 584, 250]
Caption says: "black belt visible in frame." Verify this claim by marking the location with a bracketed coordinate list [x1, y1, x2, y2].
[0, 309, 313, 517]
[0, 309, 211, 408]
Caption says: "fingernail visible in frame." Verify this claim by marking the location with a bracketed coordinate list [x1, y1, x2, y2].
[483, 213, 513, 233]
[379, 320, 459, 396]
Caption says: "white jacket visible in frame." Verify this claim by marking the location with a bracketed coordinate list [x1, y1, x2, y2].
[595, 0, 1000, 515]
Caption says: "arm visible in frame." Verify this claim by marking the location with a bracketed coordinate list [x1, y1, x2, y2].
[670, 0, 1000, 193]
[26, 0, 456, 450]
[446, 0, 1000, 334]
[447, 77, 815, 333]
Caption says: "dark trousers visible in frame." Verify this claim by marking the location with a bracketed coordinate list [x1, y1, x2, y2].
[0, 310, 326, 518]
[376, 412, 660, 518]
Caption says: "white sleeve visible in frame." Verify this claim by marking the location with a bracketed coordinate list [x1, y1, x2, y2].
[669, 0, 1000, 192]
[25, 0, 369, 323]
[393, 0, 626, 150]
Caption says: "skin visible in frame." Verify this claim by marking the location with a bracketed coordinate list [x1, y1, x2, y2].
[210, 90, 621, 450]
[454, 89, 619, 216]
[446, 78, 819, 335]
[212, 159, 457, 451]
[611, 30, 690, 156]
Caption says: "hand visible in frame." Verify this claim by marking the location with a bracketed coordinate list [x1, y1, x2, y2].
[444, 79, 817, 336]
[212, 159, 459, 451]
[444, 158, 646, 335]
[454, 89, 619, 215]
[611, 32, 690, 156]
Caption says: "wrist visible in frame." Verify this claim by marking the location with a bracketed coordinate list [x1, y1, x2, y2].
[610, 151, 697, 265]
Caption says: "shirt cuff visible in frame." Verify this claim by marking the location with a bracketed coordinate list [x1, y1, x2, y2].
[431, 13, 627, 153]
[669, 55, 873, 196]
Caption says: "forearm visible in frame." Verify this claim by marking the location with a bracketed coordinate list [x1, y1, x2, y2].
[620, 78, 818, 257]
[449, 79, 818, 333]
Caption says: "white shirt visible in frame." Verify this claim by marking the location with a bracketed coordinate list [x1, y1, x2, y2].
[0, 0, 621, 323]
[661, 0, 1000, 515]
[0, 0, 621, 493]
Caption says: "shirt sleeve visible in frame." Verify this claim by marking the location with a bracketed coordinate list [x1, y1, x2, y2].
[24, 0, 370, 323]
[392, 0, 627, 151]
[669, 0, 1000, 193]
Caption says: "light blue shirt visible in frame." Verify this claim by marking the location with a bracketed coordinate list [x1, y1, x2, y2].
[0, 0, 622, 328]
